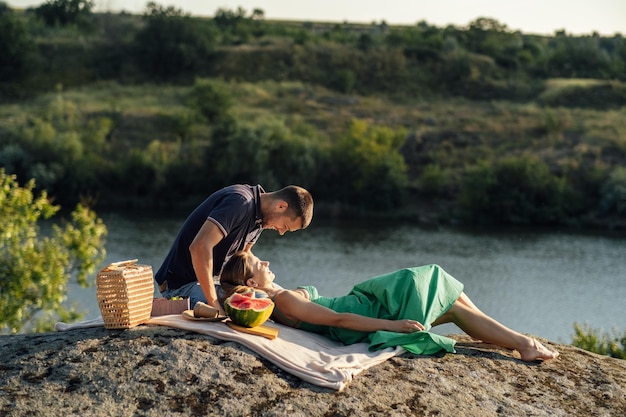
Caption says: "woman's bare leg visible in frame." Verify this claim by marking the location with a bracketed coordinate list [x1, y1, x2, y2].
[456, 291, 482, 312]
[432, 293, 559, 362]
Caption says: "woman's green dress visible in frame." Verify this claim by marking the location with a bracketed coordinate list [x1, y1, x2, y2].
[274, 264, 464, 355]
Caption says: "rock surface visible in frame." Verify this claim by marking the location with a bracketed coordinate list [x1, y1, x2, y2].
[1, 326, 625, 416]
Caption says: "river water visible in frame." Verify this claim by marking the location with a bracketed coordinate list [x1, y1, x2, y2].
[67, 212, 626, 344]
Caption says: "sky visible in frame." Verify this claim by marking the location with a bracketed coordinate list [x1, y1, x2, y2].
[7, 0, 626, 36]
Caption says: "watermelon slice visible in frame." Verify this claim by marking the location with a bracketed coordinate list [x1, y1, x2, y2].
[225, 292, 274, 328]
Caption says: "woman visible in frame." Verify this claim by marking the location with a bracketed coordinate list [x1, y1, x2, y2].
[219, 251, 559, 362]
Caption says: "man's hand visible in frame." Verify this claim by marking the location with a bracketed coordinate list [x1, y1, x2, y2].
[208, 299, 226, 317]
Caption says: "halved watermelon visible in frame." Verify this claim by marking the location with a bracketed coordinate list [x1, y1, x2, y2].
[224, 292, 274, 328]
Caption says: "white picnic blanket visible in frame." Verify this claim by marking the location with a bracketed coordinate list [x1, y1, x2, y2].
[56, 315, 404, 391]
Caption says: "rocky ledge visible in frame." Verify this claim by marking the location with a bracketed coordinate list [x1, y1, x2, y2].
[1, 326, 625, 416]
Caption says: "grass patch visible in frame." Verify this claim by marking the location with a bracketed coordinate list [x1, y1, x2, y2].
[538, 78, 626, 109]
[545, 78, 610, 89]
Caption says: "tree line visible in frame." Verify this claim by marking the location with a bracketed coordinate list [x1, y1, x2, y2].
[0, 1, 625, 228]
[1, 1, 625, 102]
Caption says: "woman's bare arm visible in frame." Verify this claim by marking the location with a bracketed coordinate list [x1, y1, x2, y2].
[273, 290, 424, 333]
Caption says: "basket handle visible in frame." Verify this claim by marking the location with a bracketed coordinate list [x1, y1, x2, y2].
[108, 259, 139, 270]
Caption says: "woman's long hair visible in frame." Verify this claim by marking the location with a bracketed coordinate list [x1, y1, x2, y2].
[219, 251, 255, 302]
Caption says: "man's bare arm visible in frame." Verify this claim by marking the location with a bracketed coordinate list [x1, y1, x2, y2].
[189, 220, 225, 314]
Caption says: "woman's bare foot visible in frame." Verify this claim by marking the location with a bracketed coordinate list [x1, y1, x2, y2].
[518, 338, 560, 362]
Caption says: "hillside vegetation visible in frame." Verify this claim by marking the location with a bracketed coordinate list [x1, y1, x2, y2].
[1, 1, 625, 229]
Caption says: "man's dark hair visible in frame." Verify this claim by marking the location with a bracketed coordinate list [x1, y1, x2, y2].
[274, 185, 314, 229]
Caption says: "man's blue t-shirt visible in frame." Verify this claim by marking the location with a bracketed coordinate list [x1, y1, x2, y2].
[155, 184, 264, 290]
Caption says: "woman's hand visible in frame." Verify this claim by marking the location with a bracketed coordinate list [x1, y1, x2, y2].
[388, 319, 425, 333]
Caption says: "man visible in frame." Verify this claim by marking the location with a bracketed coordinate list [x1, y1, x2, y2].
[155, 184, 313, 315]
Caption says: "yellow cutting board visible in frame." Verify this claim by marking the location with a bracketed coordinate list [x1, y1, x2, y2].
[226, 321, 279, 340]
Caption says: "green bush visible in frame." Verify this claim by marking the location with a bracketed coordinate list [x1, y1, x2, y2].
[322, 119, 408, 209]
[8, 93, 113, 204]
[0, 169, 107, 333]
[419, 163, 448, 196]
[599, 166, 626, 215]
[207, 115, 320, 191]
[187, 78, 233, 124]
[572, 323, 626, 359]
[459, 155, 571, 224]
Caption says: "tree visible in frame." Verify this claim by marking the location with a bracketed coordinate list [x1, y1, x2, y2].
[0, 3, 34, 84]
[213, 7, 265, 41]
[133, 2, 217, 80]
[0, 170, 107, 333]
[546, 34, 613, 78]
[33, 0, 94, 26]
[465, 17, 511, 54]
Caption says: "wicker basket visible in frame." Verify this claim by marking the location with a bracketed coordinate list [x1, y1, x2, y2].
[96, 259, 154, 329]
